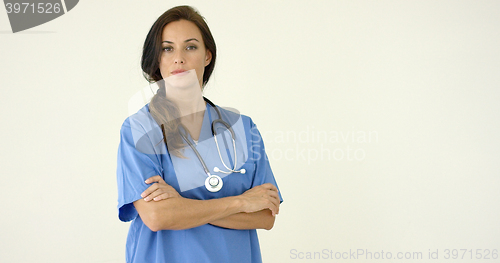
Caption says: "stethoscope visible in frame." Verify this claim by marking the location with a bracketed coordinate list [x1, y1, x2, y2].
[177, 97, 246, 192]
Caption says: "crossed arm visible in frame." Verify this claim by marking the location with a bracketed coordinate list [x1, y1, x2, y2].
[133, 176, 280, 232]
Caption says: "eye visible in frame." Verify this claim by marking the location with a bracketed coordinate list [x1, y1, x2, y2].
[186, 45, 197, 50]
[162, 46, 173, 52]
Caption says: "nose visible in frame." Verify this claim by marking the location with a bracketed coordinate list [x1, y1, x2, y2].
[173, 51, 184, 64]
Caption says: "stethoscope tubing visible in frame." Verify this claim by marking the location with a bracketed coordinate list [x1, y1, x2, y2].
[176, 97, 242, 176]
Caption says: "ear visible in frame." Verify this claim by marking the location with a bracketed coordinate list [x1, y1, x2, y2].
[204, 50, 212, 67]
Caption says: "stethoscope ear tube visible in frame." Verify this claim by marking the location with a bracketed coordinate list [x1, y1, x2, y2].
[211, 119, 236, 139]
[179, 131, 211, 176]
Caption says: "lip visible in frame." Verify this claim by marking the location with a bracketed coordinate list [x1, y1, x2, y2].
[171, 69, 188, 75]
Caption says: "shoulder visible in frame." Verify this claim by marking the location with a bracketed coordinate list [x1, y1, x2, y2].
[216, 104, 256, 129]
[120, 104, 158, 133]
[214, 104, 264, 146]
[119, 104, 165, 155]
[119, 104, 159, 143]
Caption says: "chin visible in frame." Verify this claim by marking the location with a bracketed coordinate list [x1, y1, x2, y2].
[164, 71, 200, 90]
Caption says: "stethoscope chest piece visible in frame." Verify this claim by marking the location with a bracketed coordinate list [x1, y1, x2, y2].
[205, 174, 223, 192]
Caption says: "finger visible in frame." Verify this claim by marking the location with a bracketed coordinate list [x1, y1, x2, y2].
[263, 190, 280, 214]
[268, 195, 280, 214]
[143, 187, 165, 201]
[267, 190, 280, 203]
[266, 200, 279, 216]
[153, 192, 176, 201]
[258, 196, 278, 216]
[261, 183, 278, 192]
[141, 183, 159, 199]
[145, 175, 163, 184]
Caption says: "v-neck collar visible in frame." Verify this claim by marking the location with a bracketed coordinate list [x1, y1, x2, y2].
[183, 101, 212, 143]
[189, 102, 214, 158]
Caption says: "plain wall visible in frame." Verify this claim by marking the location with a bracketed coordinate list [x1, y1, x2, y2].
[1, 0, 499, 262]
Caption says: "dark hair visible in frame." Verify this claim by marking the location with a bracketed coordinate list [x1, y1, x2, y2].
[141, 6, 217, 157]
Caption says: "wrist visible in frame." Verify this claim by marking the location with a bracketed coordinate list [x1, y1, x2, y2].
[226, 195, 245, 214]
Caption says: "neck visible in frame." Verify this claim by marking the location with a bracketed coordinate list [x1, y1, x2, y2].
[166, 85, 205, 140]
[164, 76, 206, 115]
[175, 94, 206, 117]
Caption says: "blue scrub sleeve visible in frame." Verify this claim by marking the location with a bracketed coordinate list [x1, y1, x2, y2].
[116, 118, 163, 222]
[249, 121, 283, 203]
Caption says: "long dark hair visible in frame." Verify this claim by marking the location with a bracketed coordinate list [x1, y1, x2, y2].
[141, 6, 217, 157]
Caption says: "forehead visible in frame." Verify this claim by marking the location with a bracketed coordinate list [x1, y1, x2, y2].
[161, 19, 203, 41]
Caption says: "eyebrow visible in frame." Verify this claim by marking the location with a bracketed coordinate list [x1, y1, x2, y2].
[162, 38, 200, 44]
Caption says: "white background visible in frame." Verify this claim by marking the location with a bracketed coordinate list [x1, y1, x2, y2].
[1, 1, 499, 262]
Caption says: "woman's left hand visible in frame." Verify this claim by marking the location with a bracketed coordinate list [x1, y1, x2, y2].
[141, 175, 181, 202]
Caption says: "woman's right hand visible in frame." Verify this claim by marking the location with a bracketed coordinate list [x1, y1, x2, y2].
[238, 183, 280, 216]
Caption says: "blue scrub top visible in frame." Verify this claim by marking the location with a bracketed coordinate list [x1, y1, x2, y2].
[116, 102, 283, 263]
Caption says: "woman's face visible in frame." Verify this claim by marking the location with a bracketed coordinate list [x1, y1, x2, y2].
[159, 19, 212, 88]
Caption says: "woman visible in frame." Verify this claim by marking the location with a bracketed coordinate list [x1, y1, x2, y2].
[117, 5, 282, 263]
